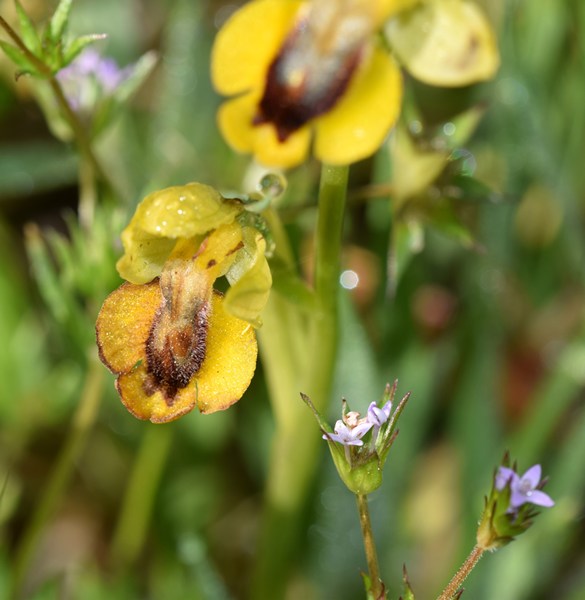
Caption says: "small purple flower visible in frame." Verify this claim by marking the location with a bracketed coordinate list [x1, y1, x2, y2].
[323, 418, 373, 464]
[57, 48, 130, 112]
[496, 464, 554, 510]
[366, 399, 392, 443]
[323, 419, 373, 447]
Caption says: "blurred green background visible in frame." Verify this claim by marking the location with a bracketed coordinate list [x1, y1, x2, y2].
[0, 0, 584, 598]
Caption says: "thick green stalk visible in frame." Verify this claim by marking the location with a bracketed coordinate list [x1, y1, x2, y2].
[110, 423, 173, 567]
[252, 164, 348, 598]
[11, 355, 104, 597]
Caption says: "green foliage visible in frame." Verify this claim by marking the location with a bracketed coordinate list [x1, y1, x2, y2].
[0, 0, 584, 599]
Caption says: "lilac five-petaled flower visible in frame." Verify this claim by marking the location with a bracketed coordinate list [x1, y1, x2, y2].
[324, 419, 373, 447]
[495, 464, 554, 510]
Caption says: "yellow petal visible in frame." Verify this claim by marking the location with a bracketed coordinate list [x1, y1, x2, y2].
[386, 0, 500, 87]
[117, 229, 176, 284]
[218, 91, 312, 168]
[116, 364, 199, 423]
[217, 92, 259, 154]
[134, 183, 241, 239]
[314, 43, 402, 165]
[195, 293, 258, 414]
[376, 0, 421, 21]
[224, 228, 272, 327]
[116, 293, 257, 422]
[96, 281, 160, 374]
[211, 0, 305, 96]
[117, 183, 242, 284]
[252, 123, 312, 168]
[193, 222, 244, 282]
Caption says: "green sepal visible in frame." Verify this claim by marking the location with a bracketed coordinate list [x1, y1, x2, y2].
[300, 393, 333, 434]
[61, 33, 108, 67]
[14, 0, 41, 54]
[361, 571, 386, 600]
[329, 450, 383, 496]
[376, 385, 411, 461]
[48, 0, 73, 43]
[399, 564, 416, 600]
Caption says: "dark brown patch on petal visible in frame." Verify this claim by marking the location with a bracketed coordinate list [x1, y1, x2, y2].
[145, 301, 209, 405]
[207, 259, 217, 269]
[254, 20, 363, 142]
[227, 241, 244, 256]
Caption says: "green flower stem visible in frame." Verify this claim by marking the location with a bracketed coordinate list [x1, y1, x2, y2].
[252, 164, 348, 598]
[11, 354, 104, 596]
[110, 423, 173, 568]
[0, 16, 116, 195]
[356, 493, 384, 598]
[437, 545, 485, 600]
[78, 156, 97, 232]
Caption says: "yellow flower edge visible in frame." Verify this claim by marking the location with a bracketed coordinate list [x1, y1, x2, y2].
[313, 42, 403, 165]
[211, 0, 305, 96]
[96, 281, 161, 373]
[97, 283, 258, 423]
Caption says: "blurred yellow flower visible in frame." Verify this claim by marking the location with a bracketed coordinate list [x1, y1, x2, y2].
[211, 0, 403, 168]
[211, 0, 499, 169]
[96, 183, 271, 423]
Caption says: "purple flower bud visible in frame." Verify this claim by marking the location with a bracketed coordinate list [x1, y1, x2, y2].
[366, 400, 392, 428]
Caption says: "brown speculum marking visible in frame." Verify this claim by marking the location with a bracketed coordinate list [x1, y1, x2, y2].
[253, 20, 363, 142]
[144, 299, 209, 404]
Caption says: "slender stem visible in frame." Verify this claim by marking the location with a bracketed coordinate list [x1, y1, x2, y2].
[251, 164, 348, 598]
[356, 493, 384, 598]
[78, 156, 97, 232]
[11, 355, 104, 597]
[110, 423, 173, 568]
[0, 16, 116, 194]
[437, 545, 485, 600]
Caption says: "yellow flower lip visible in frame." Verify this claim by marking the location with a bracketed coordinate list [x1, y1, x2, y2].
[96, 278, 258, 423]
[212, 0, 404, 168]
[253, 11, 364, 143]
[95, 183, 272, 422]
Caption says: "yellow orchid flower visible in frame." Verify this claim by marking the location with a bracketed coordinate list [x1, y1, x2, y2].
[211, 0, 403, 168]
[96, 183, 271, 423]
[211, 0, 499, 169]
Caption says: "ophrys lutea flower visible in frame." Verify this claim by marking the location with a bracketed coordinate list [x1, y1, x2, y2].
[211, 0, 404, 168]
[211, 0, 499, 169]
[96, 183, 271, 423]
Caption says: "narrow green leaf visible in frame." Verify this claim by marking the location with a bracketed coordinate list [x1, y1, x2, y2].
[14, 0, 41, 54]
[62, 33, 107, 67]
[111, 50, 157, 103]
[387, 218, 424, 296]
[48, 0, 73, 42]
[0, 40, 37, 73]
